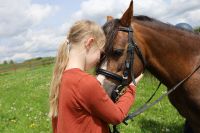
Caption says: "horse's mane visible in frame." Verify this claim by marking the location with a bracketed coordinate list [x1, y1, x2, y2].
[103, 15, 200, 53]
[134, 15, 155, 21]
[133, 15, 200, 36]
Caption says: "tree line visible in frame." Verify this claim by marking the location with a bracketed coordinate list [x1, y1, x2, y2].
[195, 27, 200, 32]
[2, 60, 14, 65]
[1, 57, 55, 65]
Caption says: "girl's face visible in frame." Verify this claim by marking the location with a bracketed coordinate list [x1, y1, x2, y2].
[85, 42, 103, 71]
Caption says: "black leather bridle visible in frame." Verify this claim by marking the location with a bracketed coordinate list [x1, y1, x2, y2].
[96, 25, 146, 101]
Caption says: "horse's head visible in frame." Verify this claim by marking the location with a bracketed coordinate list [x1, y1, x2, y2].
[96, 1, 145, 100]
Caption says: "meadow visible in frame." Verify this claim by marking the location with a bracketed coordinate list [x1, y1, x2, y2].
[0, 64, 184, 133]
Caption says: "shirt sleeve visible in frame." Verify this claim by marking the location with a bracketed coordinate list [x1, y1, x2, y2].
[77, 75, 136, 125]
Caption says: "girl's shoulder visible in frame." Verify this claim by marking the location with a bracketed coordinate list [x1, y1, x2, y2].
[63, 68, 98, 84]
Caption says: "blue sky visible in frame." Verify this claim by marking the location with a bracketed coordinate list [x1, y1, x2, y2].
[0, 0, 200, 63]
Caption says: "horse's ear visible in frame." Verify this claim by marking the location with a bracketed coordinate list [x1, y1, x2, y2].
[107, 16, 113, 22]
[120, 0, 133, 27]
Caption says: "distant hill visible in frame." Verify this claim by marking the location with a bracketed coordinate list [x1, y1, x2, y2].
[0, 56, 55, 74]
[23, 57, 55, 64]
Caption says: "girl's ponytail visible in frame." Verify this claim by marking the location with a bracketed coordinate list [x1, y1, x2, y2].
[49, 40, 70, 117]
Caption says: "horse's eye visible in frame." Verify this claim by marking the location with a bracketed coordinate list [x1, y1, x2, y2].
[112, 49, 124, 57]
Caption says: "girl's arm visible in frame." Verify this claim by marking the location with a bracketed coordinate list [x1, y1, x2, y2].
[77, 76, 136, 125]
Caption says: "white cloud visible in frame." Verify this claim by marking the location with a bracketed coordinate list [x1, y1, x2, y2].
[73, 0, 130, 24]
[1, 53, 33, 63]
[0, 0, 59, 37]
[26, 4, 59, 25]
[12, 53, 33, 62]
[134, 0, 200, 27]
[0, 0, 60, 62]
[72, 0, 200, 27]
[0, 0, 200, 63]
[0, 27, 65, 62]
[22, 28, 65, 53]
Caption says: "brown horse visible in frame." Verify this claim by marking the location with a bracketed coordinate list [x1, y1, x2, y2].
[97, 1, 200, 132]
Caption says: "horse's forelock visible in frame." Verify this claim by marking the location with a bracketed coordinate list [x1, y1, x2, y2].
[102, 19, 120, 55]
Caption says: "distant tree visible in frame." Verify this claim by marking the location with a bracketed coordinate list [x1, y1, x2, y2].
[36, 57, 42, 60]
[194, 27, 200, 32]
[3, 60, 8, 64]
[9, 60, 14, 64]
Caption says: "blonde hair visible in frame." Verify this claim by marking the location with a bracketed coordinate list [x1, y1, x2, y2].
[49, 20, 105, 118]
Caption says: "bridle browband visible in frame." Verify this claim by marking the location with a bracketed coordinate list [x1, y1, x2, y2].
[96, 24, 146, 101]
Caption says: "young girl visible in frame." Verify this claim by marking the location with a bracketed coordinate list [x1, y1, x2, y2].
[49, 20, 140, 133]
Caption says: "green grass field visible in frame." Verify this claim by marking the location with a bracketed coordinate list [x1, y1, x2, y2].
[0, 65, 184, 133]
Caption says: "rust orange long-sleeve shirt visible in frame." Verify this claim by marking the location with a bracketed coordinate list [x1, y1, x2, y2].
[52, 68, 136, 133]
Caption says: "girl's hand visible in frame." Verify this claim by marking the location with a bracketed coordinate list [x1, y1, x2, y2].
[135, 73, 144, 84]
[129, 73, 144, 86]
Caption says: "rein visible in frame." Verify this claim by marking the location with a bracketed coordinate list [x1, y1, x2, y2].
[123, 63, 200, 123]
[110, 64, 200, 133]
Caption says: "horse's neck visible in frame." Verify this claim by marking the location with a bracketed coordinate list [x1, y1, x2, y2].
[134, 22, 200, 87]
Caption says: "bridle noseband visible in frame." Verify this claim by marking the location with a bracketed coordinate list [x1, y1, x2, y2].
[96, 24, 146, 101]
